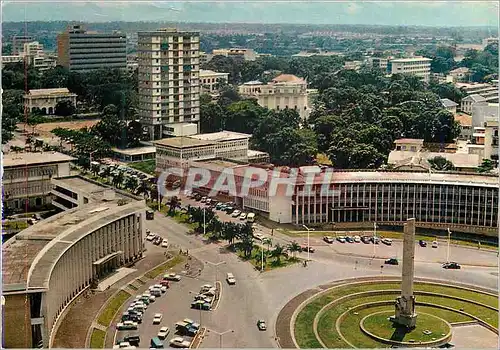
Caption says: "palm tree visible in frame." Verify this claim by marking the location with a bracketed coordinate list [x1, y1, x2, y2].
[167, 196, 180, 215]
[262, 237, 273, 251]
[124, 177, 138, 192]
[91, 163, 100, 177]
[287, 241, 302, 258]
[207, 217, 223, 240]
[240, 234, 254, 258]
[101, 166, 112, 183]
[112, 171, 125, 188]
[136, 180, 150, 198]
[270, 244, 287, 264]
[221, 222, 238, 245]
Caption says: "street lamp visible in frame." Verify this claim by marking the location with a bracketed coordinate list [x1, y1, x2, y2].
[206, 260, 226, 284]
[373, 222, 378, 257]
[206, 328, 234, 348]
[302, 225, 315, 261]
[447, 228, 451, 263]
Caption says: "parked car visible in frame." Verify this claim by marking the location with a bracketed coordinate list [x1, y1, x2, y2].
[372, 236, 380, 244]
[442, 262, 461, 269]
[200, 284, 214, 293]
[353, 235, 361, 243]
[191, 300, 211, 310]
[337, 236, 346, 243]
[323, 236, 334, 244]
[419, 240, 427, 247]
[432, 240, 439, 248]
[201, 197, 207, 203]
[153, 313, 163, 324]
[117, 321, 138, 330]
[160, 280, 170, 288]
[239, 213, 247, 220]
[225, 206, 234, 213]
[169, 337, 191, 348]
[345, 236, 354, 243]
[157, 327, 170, 340]
[257, 320, 267, 331]
[161, 239, 169, 248]
[385, 258, 399, 265]
[381, 238, 393, 246]
[146, 234, 156, 241]
[361, 236, 371, 244]
[160, 286, 168, 293]
[226, 272, 236, 285]
[163, 273, 181, 281]
[123, 335, 140, 347]
[231, 210, 241, 217]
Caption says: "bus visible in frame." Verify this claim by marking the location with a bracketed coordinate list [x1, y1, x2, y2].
[247, 213, 255, 223]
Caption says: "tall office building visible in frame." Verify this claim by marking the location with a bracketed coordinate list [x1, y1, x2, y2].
[389, 57, 432, 83]
[57, 24, 127, 72]
[137, 28, 201, 140]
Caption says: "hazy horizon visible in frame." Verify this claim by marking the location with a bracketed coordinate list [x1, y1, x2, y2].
[2, 1, 499, 27]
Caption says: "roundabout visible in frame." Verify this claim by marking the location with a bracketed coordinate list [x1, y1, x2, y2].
[282, 277, 498, 348]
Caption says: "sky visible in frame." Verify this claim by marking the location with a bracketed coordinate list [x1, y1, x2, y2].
[2, 1, 499, 27]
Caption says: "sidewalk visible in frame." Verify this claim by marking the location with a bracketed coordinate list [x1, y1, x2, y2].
[52, 251, 169, 348]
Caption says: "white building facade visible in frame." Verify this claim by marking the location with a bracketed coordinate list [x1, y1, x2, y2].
[137, 28, 201, 140]
[24, 88, 78, 115]
[200, 69, 229, 94]
[390, 57, 432, 82]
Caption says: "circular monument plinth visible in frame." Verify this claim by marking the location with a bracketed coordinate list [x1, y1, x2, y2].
[360, 311, 452, 347]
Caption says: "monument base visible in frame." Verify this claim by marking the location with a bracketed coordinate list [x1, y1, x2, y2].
[390, 313, 418, 329]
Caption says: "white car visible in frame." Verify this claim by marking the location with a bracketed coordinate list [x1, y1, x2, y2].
[153, 313, 163, 324]
[239, 213, 247, 220]
[146, 234, 155, 241]
[117, 321, 138, 330]
[161, 239, 169, 248]
[170, 337, 191, 348]
[353, 235, 361, 243]
[382, 238, 393, 246]
[158, 326, 170, 340]
[160, 286, 167, 293]
[432, 240, 439, 248]
[231, 210, 241, 217]
[226, 273, 236, 285]
[149, 295, 156, 302]
[164, 273, 181, 281]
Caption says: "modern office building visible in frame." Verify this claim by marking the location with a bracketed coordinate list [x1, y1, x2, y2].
[186, 161, 499, 235]
[137, 28, 201, 140]
[56, 24, 127, 72]
[2, 195, 146, 348]
[468, 117, 499, 162]
[389, 57, 432, 82]
[471, 102, 499, 128]
[154, 130, 269, 171]
[238, 74, 315, 120]
[24, 88, 78, 115]
[200, 69, 229, 95]
[12, 35, 34, 55]
[2, 152, 75, 211]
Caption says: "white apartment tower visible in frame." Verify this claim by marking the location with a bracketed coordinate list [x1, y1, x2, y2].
[390, 57, 432, 83]
[137, 28, 201, 140]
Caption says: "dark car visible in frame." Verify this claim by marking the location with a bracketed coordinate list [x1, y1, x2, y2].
[442, 262, 461, 269]
[124, 335, 141, 347]
[419, 240, 427, 247]
[301, 246, 315, 253]
[361, 236, 371, 244]
[371, 236, 380, 244]
[323, 236, 334, 244]
[345, 236, 354, 243]
[385, 258, 399, 265]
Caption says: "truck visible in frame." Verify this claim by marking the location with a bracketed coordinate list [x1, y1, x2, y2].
[150, 337, 164, 348]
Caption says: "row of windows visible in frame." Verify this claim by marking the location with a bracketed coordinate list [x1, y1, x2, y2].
[4, 165, 57, 180]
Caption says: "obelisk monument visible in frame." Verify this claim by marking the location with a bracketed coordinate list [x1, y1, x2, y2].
[391, 218, 418, 328]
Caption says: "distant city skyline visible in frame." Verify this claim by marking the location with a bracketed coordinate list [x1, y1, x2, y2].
[2, 1, 499, 27]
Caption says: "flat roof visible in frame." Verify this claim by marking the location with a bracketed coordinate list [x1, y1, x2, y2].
[26, 88, 76, 96]
[394, 138, 424, 144]
[2, 199, 146, 289]
[391, 57, 432, 62]
[154, 137, 215, 149]
[200, 69, 229, 77]
[52, 176, 139, 202]
[189, 131, 251, 142]
[112, 146, 156, 156]
[3, 152, 75, 168]
[204, 159, 242, 168]
[248, 149, 269, 156]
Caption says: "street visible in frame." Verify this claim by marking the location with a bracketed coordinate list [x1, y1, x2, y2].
[125, 208, 499, 349]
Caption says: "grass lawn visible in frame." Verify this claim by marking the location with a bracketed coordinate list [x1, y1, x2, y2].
[144, 255, 185, 279]
[2, 221, 28, 230]
[283, 229, 498, 249]
[89, 328, 106, 348]
[129, 159, 156, 175]
[96, 290, 131, 327]
[363, 311, 449, 342]
[295, 281, 497, 349]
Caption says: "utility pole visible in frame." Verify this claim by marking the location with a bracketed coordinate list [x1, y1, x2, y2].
[373, 222, 377, 257]
[203, 206, 206, 236]
[302, 225, 315, 261]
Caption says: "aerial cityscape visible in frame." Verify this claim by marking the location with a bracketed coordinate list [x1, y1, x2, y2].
[1, 1, 499, 350]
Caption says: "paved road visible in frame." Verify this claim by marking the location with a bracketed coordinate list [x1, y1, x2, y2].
[125, 209, 498, 349]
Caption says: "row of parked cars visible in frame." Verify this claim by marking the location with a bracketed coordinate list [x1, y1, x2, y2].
[186, 192, 256, 222]
[323, 235, 394, 245]
[191, 284, 217, 310]
[146, 230, 169, 248]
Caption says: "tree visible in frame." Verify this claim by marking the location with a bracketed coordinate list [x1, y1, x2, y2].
[328, 138, 385, 169]
[54, 100, 76, 116]
[124, 177, 138, 192]
[262, 237, 273, 252]
[27, 115, 44, 135]
[93, 104, 126, 147]
[167, 196, 180, 216]
[270, 244, 287, 264]
[221, 222, 238, 245]
[112, 171, 125, 188]
[200, 100, 226, 133]
[477, 159, 495, 173]
[428, 156, 455, 171]
[287, 241, 302, 258]
[91, 163, 100, 177]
